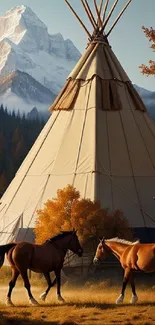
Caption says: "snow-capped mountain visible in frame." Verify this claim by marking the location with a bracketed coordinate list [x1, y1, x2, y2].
[0, 70, 55, 115]
[0, 5, 81, 115]
[0, 5, 154, 120]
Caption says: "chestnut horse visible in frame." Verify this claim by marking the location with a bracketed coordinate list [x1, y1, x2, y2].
[0, 230, 83, 306]
[93, 237, 155, 304]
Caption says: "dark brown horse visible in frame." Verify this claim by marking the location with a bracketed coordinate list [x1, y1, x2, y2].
[93, 237, 155, 304]
[0, 230, 83, 306]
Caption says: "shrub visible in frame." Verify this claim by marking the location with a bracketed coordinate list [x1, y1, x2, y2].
[34, 185, 133, 244]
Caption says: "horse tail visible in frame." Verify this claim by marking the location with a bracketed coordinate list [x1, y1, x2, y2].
[0, 243, 16, 268]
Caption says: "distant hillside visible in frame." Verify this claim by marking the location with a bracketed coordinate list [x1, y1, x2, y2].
[134, 85, 155, 120]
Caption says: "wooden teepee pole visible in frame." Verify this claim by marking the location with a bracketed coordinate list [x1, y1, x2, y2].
[100, 0, 119, 33]
[98, 0, 104, 27]
[84, 0, 97, 28]
[80, 0, 97, 30]
[98, 0, 104, 16]
[94, 0, 103, 28]
[106, 0, 132, 37]
[65, 0, 91, 38]
[102, 0, 109, 24]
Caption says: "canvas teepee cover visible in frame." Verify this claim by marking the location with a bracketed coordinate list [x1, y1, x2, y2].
[0, 0, 155, 245]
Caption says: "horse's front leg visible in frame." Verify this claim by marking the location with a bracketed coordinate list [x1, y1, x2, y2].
[40, 273, 56, 302]
[55, 268, 65, 303]
[129, 272, 138, 304]
[116, 267, 131, 304]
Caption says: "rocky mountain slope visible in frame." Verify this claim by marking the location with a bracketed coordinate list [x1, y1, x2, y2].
[0, 5, 81, 115]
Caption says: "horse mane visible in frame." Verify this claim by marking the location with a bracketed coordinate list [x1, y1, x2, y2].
[106, 237, 140, 245]
[45, 231, 74, 243]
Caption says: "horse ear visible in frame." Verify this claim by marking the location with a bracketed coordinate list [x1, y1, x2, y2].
[99, 236, 105, 242]
[73, 228, 77, 233]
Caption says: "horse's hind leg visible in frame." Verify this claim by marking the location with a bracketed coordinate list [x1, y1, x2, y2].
[116, 267, 131, 304]
[20, 269, 39, 306]
[40, 272, 56, 301]
[129, 272, 138, 304]
[6, 267, 19, 306]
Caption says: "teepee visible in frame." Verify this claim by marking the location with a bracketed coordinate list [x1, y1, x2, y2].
[0, 0, 155, 247]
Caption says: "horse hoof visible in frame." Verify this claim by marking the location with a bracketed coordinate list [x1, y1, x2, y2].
[6, 298, 14, 307]
[116, 294, 124, 304]
[40, 292, 46, 302]
[130, 295, 138, 304]
[57, 295, 65, 303]
[29, 298, 39, 306]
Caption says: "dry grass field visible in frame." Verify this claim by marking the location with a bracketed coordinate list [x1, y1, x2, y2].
[0, 268, 155, 325]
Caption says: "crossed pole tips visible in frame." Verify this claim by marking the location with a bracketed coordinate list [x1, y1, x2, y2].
[64, 0, 132, 39]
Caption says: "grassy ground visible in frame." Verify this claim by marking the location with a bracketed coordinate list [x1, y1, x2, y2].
[0, 267, 155, 325]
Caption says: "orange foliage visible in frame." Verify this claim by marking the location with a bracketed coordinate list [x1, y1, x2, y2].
[34, 185, 132, 244]
[139, 26, 155, 76]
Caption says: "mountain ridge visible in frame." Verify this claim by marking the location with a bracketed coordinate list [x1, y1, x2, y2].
[0, 5, 81, 115]
[0, 5, 154, 120]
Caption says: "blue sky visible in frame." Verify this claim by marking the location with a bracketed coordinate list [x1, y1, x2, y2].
[0, 0, 155, 91]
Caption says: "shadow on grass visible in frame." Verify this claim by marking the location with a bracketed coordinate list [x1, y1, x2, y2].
[1, 302, 155, 325]
[0, 312, 81, 325]
[59, 301, 116, 310]
[10, 301, 117, 310]
[0, 313, 58, 325]
[1, 299, 155, 310]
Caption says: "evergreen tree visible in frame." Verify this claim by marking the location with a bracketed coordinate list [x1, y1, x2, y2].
[0, 171, 7, 197]
[0, 106, 45, 197]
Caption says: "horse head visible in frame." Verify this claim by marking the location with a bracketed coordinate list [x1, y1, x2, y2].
[93, 237, 109, 265]
[68, 230, 83, 257]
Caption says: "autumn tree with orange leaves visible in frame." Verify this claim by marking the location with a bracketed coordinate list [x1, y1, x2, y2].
[34, 185, 132, 244]
[139, 26, 155, 75]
